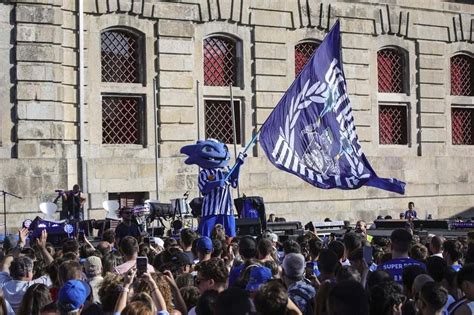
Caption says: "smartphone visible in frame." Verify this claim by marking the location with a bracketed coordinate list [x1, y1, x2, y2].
[305, 261, 315, 278]
[78, 231, 85, 243]
[136, 256, 148, 276]
[363, 245, 373, 265]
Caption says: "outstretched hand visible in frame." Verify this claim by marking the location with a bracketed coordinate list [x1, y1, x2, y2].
[36, 230, 48, 249]
[18, 228, 29, 247]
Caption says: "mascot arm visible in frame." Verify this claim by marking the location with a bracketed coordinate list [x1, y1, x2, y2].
[228, 153, 247, 188]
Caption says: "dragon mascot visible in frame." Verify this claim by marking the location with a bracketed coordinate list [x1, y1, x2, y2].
[180, 139, 245, 238]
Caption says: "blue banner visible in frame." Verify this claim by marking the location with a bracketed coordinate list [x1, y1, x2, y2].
[259, 21, 405, 194]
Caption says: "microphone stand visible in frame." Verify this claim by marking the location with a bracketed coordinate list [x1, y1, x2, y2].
[0, 190, 22, 237]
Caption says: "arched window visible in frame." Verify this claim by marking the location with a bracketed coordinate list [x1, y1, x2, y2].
[101, 29, 141, 83]
[203, 36, 237, 86]
[295, 41, 319, 77]
[377, 47, 409, 145]
[451, 53, 473, 145]
[451, 54, 473, 96]
[100, 28, 145, 145]
[377, 48, 405, 93]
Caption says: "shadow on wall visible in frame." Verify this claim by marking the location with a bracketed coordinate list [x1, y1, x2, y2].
[449, 207, 474, 219]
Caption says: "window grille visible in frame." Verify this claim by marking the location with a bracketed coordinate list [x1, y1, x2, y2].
[109, 192, 149, 208]
[295, 42, 319, 76]
[204, 99, 241, 144]
[377, 48, 405, 93]
[101, 30, 140, 83]
[102, 96, 143, 144]
[451, 55, 473, 96]
[452, 108, 473, 145]
[379, 104, 408, 145]
[203, 36, 237, 86]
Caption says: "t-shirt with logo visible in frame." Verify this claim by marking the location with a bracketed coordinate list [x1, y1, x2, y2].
[377, 257, 425, 283]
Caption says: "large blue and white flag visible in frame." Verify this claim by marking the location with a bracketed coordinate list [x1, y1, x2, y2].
[259, 21, 405, 194]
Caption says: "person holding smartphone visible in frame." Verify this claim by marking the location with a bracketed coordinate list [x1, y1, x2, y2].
[114, 236, 155, 275]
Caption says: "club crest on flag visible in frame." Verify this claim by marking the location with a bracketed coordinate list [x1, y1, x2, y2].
[260, 20, 405, 194]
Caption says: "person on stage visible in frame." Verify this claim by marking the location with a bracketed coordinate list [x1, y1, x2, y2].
[404, 202, 418, 220]
[62, 184, 86, 221]
[115, 207, 142, 246]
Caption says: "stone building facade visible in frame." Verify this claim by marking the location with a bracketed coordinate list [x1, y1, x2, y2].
[0, 0, 473, 232]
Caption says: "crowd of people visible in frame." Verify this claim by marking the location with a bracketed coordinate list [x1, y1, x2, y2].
[0, 212, 473, 315]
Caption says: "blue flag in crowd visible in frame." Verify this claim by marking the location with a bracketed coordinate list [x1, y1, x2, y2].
[259, 21, 406, 194]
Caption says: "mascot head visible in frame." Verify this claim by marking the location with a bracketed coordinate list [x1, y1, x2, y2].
[180, 139, 230, 169]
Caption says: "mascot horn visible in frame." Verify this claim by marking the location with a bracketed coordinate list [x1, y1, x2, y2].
[180, 139, 246, 238]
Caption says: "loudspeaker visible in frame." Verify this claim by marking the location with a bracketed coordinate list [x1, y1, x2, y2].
[267, 221, 303, 236]
[92, 219, 120, 239]
[373, 220, 410, 229]
[234, 196, 267, 230]
[412, 220, 449, 230]
[236, 218, 262, 236]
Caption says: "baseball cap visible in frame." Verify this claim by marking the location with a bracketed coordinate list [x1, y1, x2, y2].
[245, 266, 272, 292]
[170, 251, 193, 266]
[282, 253, 305, 279]
[196, 237, 213, 253]
[58, 280, 91, 311]
[84, 256, 102, 277]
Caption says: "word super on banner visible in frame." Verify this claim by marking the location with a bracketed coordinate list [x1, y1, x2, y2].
[259, 21, 405, 194]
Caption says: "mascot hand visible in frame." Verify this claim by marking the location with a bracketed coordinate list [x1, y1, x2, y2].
[236, 152, 248, 165]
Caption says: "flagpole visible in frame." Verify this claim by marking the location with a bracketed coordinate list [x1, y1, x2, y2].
[196, 80, 202, 197]
[224, 131, 260, 182]
[229, 84, 240, 198]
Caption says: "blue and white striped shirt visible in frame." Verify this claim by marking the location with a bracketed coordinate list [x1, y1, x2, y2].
[198, 168, 235, 217]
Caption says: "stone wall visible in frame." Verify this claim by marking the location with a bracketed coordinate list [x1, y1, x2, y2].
[0, 1, 71, 233]
[0, 0, 473, 232]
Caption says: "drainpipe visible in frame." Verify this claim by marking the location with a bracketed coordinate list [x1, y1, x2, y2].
[78, 0, 88, 217]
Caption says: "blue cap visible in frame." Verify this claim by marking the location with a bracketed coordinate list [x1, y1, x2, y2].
[245, 266, 272, 292]
[196, 236, 213, 253]
[58, 280, 91, 311]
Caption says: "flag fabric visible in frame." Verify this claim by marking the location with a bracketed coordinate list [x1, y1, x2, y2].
[259, 21, 405, 194]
